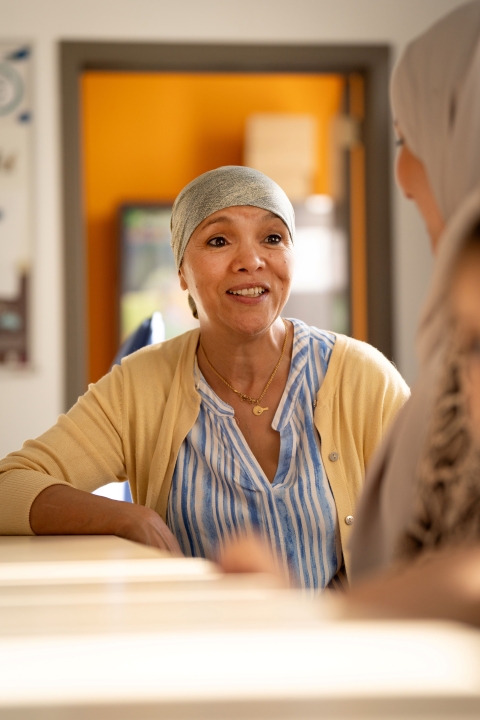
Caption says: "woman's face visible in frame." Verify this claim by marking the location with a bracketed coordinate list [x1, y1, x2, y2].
[395, 127, 445, 252]
[179, 205, 294, 336]
[451, 246, 480, 445]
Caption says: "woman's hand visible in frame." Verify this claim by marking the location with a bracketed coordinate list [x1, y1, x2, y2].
[219, 534, 288, 586]
[115, 502, 182, 554]
[30, 484, 183, 555]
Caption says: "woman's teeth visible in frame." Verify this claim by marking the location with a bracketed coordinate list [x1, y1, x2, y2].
[228, 287, 266, 297]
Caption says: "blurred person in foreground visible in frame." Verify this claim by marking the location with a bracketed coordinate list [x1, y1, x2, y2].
[350, 0, 480, 580]
[348, 199, 480, 624]
[0, 166, 408, 591]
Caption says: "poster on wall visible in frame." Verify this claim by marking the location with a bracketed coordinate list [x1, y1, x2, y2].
[0, 44, 32, 366]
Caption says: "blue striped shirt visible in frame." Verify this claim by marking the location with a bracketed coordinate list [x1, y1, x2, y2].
[167, 319, 341, 590]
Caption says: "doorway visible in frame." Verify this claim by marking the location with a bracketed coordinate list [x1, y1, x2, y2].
[62, 42, 392, 409]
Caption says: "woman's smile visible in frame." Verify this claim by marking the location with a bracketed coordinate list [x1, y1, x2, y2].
[226, 283, 269, 302]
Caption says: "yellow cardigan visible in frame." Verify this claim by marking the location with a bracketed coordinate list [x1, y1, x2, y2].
[0, 329, 409, 576]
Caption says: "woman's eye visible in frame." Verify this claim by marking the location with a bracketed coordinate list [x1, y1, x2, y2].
[207, 236, 227, 247]
[395, 136, 405, 148]
[460, 333, 480, 355]
[469, 339, 480, 357]
[265, 234, 282, 244]
[459, 336, 480, 374]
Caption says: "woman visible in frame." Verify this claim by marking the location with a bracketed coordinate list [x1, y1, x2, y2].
[344, 194, 480, 624]
[350, 0, 480, 580]
[0, 166, 408, 590]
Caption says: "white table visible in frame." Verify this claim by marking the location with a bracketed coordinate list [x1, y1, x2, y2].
[1, 535, 480, 719]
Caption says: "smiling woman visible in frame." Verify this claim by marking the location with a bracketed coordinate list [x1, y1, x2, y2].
[0, 166, 409, 590]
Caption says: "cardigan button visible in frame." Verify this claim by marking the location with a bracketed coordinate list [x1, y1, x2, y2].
[328, 452, 339, 462]
[345, 515, 354, 526]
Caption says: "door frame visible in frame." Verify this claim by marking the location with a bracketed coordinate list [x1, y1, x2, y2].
[60, 41, 392, 410]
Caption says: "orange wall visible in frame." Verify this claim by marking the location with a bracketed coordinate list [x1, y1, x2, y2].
[82, 72, 345, 382]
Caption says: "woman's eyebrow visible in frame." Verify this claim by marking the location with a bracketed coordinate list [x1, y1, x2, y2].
[201, 215, 233, 229]
[201, 211, 281, 230]
[259, 211, 281, 223]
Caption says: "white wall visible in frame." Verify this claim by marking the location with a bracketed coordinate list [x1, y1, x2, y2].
[0, 0, 466, 456]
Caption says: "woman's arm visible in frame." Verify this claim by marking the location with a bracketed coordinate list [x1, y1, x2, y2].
[29, 485, 181, 553]
[0, 361, 181, 553]
[342, 545, 480, 625]
[0, 364, 129, 533]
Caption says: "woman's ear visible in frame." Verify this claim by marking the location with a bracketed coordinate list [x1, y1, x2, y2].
[178, 266, 188, 291]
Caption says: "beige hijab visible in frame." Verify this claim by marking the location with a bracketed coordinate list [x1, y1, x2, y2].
[350, 1, 480, 582]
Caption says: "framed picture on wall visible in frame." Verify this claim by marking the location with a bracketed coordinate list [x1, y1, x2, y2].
[119, 204, 198, 345]
[0, 44, 33, 367]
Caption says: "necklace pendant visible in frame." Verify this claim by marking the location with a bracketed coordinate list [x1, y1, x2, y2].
[253, 405, 268, 416]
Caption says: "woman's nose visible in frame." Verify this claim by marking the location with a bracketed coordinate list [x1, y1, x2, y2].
[232, 242, 265, 273]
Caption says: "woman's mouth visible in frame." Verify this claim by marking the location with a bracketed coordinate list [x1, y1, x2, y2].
[227, 286, 267, 297]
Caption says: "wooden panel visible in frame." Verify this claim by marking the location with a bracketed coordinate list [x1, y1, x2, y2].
[348, 73, 368, 343]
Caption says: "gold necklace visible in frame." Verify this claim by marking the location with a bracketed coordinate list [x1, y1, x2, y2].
[200, 319, 289, 417]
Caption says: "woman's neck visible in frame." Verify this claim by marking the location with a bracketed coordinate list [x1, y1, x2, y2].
[198, 317, 291, 391]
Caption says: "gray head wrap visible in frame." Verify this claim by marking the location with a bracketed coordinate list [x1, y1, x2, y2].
[170, 166, 295, 317]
